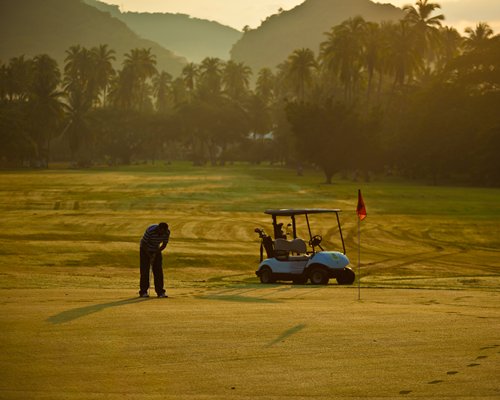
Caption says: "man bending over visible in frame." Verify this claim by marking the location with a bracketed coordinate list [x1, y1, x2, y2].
[139, 222, 170, 298]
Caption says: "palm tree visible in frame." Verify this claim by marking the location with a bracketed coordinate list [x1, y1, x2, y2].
[109, 67, 135, 111]
[123, 48, 157, 79]
[464, 22, 494, 51]
[182, 63, 198, 98]
[403, 0, 445, 67]
[64, 85, 93, 166]
[287, 48, 317, 102]
[29, 54, 64, 167]
[364, 22, 382, 100]
[152, 71, 172, 113]
[63, 46, 99, 164]
[374, 21, 398, 97]
[246, 93, 272, 143]
[198, 57, 223, 98]
[91, 44, 116, 107]
[0, 62, 7, 102]
[64, 46, 94, 87]
[320, 16, 366, 102]
[222, 60, 252, 102]
[123, 48, 157, 111]
[64, 45, 83, 81]
[5, 56, 32, 102]
[274, 60, 293, 100]
[436, 26, 463, 69]
[256, 68, 275, 105]
[64, 45, 99, 105]
[171, 77, 188, 107]
[386, 20, 422, 88]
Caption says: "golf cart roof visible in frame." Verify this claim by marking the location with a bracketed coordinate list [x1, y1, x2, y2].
[265, 208, 341, 216]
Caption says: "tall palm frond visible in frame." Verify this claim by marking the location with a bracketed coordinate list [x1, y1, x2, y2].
[287, 48, 317, 102]
[464, 22, 494, 51]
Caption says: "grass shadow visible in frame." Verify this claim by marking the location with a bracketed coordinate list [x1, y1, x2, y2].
[195, 294, 281, 303]
[46, 297, 147, 324]
[265, 323, 307, 347]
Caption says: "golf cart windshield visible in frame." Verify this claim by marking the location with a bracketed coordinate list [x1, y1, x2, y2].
[264, 208, 346, 254]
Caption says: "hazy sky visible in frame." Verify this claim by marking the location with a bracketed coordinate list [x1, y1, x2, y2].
[100, 0, 500, 33]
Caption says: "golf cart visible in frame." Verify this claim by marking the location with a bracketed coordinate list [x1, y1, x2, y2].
[255, 209, 355, 285]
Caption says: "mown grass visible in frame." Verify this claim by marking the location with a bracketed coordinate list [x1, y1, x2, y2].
[0, 162, 498, 289]
[0, 163, 499, 399]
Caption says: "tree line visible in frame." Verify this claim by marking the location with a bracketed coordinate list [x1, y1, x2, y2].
[0, 0, 499, 185]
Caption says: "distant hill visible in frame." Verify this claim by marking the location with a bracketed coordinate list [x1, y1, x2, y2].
[84, 0, 242, 63]
[230, 0, 404, 72]
[0, 0, 187, 76]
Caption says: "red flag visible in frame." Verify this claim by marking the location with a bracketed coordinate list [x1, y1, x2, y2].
[356, 189, 367, 221]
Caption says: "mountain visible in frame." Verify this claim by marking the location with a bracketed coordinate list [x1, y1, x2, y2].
[230, 0, 404, 72]
[0, 0, 187, 76]
[84, 0, 242, 63]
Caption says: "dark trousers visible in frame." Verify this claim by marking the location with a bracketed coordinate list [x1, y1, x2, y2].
[139, 247, 166, 295]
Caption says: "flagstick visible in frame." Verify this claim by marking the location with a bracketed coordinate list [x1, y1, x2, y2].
[358, 216, 361, 301]
[356, 189, 366, 301]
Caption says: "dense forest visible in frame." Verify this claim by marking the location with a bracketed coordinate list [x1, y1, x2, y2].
[0, 0, 499, 186]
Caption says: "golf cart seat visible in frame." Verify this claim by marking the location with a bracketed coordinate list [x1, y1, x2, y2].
[274, 238, 307, 254]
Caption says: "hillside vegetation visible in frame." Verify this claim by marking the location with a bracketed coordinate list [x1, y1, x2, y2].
[0, 0, 186, 75]
[231, 0, 403, 71]
[85, 0, 242, 62]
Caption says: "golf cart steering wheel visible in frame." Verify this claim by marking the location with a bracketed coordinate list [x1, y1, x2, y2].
[309, 235, 323, 247]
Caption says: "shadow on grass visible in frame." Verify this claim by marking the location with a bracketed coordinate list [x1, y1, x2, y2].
[46, 297, 147, 324]
[265, 324, 307, 347]
[195, 294, 281, 303]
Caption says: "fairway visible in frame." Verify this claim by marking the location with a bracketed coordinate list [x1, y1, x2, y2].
[0, 164, 499, 399]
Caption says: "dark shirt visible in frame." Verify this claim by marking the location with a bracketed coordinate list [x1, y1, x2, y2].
[140, 224, 170, 253]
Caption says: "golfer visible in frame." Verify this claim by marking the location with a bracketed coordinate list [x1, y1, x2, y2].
[139, 222, 170, 298]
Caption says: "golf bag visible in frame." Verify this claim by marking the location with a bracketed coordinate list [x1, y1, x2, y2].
[255, 228, 275, 262]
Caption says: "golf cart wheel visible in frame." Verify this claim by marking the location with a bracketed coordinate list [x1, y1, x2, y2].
[259, 267, 275, 284]
[309, 266, 329, 285]
[336, 267, 355, 285]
